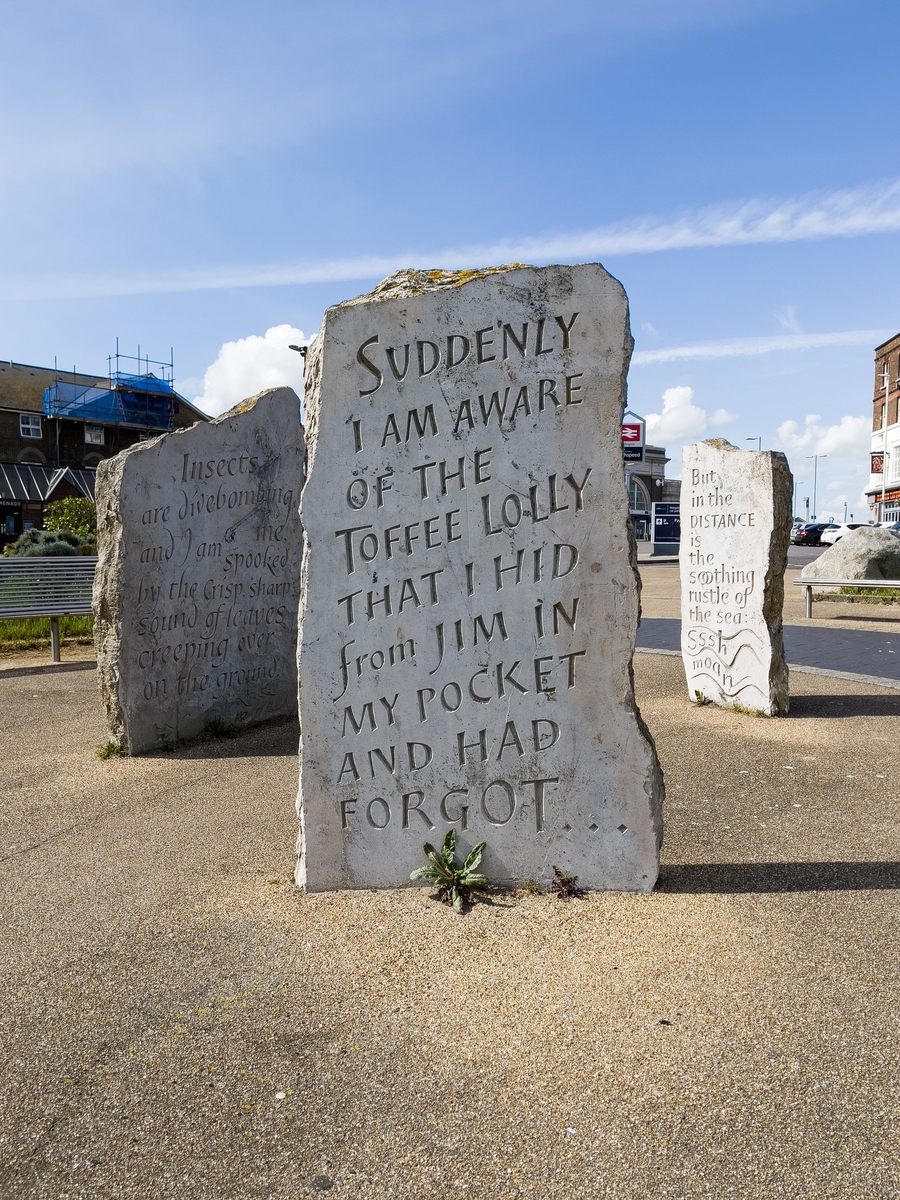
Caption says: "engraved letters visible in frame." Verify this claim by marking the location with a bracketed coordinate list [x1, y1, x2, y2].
[297, 266, 664, 892]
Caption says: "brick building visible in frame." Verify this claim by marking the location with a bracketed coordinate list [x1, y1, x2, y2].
[866, 331, 900, 522]
[0, 359, 206, 547]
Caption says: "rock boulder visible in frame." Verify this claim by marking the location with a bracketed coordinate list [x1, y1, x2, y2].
[801, 527, 900, 590]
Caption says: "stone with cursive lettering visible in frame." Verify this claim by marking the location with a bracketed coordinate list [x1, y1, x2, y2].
[296, 265, 663, 892]
[681, 438, 791, 715]
[94, 387, 305, 753]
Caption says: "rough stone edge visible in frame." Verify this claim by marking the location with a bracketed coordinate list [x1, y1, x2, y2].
[765, 448, 792, 715]
[93, 386, 303, 754]
[295, 263, 665, 891]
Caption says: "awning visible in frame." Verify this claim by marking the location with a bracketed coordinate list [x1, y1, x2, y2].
[0, 463, 96, 502]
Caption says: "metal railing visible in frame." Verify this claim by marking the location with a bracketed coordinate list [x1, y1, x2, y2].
[794, 577, 900, 619]
[0, 556, 97, 661]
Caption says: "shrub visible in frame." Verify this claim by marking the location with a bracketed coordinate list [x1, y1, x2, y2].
[44, 498, 96, 542]
[7, 527, 95, 557]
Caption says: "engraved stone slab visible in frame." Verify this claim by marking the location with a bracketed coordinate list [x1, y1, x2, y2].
[681, 439, 791, 715]
[94, 387, 305, 753]
[296, 265, 663, 893]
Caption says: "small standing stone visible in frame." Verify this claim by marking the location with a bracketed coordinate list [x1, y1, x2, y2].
[680, 439, 792, 715]
[296, 264, 664, 893]
[94, 387, 305, 753]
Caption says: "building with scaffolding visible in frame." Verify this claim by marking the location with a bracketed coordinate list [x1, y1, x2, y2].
[0, 350, 207, 547]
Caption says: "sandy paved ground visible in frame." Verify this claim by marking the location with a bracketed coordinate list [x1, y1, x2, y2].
[1, 655, 898, 1199]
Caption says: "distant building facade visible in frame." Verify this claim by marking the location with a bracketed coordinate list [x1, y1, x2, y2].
[626, 442, 680, 541]
[0, 359, 206, 547]
[866, 332, 900, 522]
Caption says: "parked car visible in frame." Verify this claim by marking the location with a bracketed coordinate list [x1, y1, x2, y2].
[876, 520, 900, 537]
[791, 522, 831, 546]
[819, 522, 867, 546]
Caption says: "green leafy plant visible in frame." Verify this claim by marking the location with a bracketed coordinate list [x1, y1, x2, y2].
[410, 829, 488, 913]
[203, 711, 247, 739]
[514, 878, 541, 897]
[97, 741, 127, 759]
[43, 498, 97, 543]
[550, 866, 585, 901]
[693, 689, 712, 706]
[6, 527, 96, 557]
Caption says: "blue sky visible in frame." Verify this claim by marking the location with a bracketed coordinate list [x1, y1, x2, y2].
[1, 0, 898, 515]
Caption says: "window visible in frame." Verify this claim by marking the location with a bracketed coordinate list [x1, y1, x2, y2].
[19, 413, 41, 438]
[628, 477, 650, 512]
[892, 445, 900, 482]
[85, 426, 104, 445]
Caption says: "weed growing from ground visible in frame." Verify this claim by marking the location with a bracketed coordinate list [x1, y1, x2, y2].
[514, 878, 542, 897]
[203, 712, 248, 739]
[410, 829, 488, 914]
[550, 866, 585, 901]
[97, 741, 126, 760]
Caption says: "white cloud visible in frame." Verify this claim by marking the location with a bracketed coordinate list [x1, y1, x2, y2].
[632, 328, 891, 366]
[5, 178, 900, 300]
[645, 386, 708, 444]
[774, 413, 870, 459]
[641, 387, 740, 473]
[773, 413, 872, 519]
[773, 305, 802, 334]
[191, 325, 307, 418]
[711, 407, 739, 426]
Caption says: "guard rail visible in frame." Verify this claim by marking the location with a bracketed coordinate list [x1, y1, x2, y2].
[0, 556, 97, 661]
[793, 577, 900, 619]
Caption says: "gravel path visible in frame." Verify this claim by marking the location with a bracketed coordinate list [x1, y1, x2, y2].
[1, 658, 898, 1199]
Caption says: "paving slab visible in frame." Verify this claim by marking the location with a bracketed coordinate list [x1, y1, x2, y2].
[1, 657, 898, 1199]
[638, 615, 900, 683]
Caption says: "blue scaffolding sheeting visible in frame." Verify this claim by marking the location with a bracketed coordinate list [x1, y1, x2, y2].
[43, 374, 174, 430]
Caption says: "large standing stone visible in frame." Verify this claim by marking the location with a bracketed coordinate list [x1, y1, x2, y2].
[681, 439, 791, 715]
[94, 387, 305, 753]
[296, 265, 664, 893]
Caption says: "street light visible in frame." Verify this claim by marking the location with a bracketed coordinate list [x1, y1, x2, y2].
[747, 437, 762, 451]
[288, 344, 308, 359]
[806, 454, 826, 520]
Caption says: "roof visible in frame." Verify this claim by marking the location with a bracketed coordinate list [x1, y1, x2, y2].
[0, 358, 207, 423]
[874, 332, 900, 354]
[0, 463, 97, 502]
[0, 362, 104, 412]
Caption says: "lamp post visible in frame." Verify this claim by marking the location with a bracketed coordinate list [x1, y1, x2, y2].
[806, 454, 826, 520]
[747, 437, 762, 451]
[288, 344, 307, 359]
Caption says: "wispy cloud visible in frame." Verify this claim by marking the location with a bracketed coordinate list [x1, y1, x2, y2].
[632, 328, 892, 365]
[4, 179, 900, 302]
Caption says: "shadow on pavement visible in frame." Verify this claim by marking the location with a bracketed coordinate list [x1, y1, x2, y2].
[789, 694, 900, 718]
[658, 861, 900, 893]
[142, 717, 299, 760]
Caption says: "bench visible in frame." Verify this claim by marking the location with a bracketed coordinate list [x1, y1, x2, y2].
[793, 577, 900, 619]
[0, 557, 97, 661]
